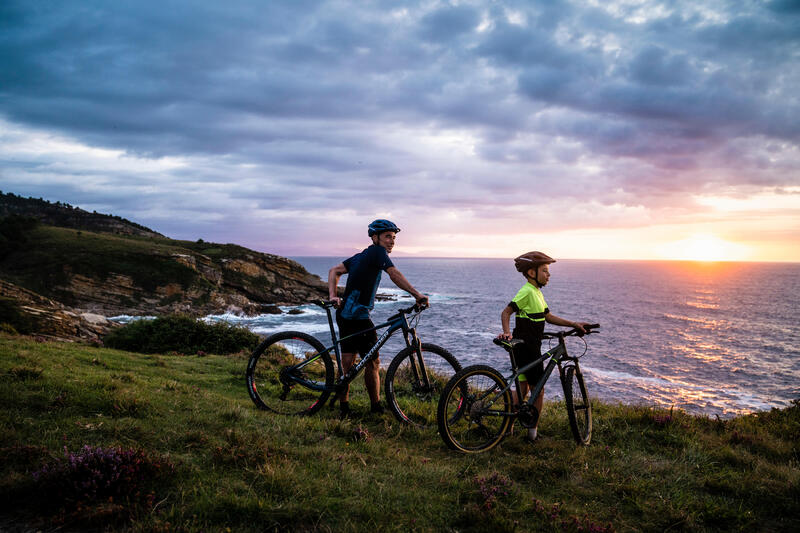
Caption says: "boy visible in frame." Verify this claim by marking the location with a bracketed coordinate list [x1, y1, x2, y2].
[499, 251, 590, 441]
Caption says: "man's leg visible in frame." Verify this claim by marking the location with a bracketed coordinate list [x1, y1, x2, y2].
[364, 354, 381, 405]
[339, 352, 356, 403]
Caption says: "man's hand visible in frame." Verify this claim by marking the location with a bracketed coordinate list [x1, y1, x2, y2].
[330, 296, 342, 308]
[498, 332, 513, 341]
[415, 294, 429, 308]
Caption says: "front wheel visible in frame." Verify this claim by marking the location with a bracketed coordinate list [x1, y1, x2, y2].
[246, 331, 334, 415]
[437, 365, 513, 454]
[563, 364, 592, 445]
[385, 343, 461, 428]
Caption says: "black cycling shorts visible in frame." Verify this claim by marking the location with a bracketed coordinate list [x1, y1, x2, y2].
[336, 312, 378, 357]
[511, 340, 544, 383]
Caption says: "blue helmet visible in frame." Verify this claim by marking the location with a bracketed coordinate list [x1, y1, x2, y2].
[368, 219, 401, 237]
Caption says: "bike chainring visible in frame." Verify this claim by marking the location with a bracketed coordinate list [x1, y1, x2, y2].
[517, 403, 540, 428]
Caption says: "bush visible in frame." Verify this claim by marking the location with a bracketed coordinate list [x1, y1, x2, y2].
[31, 445, 174, 525]
[0, 298, 37, 334]
[33, 445, 173, 504]
[104, 314, 260, 354]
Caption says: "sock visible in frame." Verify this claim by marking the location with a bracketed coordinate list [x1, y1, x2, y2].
[528, 428, 538, 440]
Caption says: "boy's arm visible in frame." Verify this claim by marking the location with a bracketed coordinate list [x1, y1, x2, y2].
[545, 312, 588, 333]
[386, 266, 429, 306]
[499, 305, 514, 340]
[328, 263, 347, 307]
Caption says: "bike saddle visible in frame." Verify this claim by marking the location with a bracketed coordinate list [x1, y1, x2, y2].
[493, 338, 524, 354]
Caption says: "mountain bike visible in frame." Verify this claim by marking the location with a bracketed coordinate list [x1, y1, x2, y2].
[246, 300, 461, 428]
[437, 324, 599, 453]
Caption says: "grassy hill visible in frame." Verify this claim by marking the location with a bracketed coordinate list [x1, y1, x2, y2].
[0, 221, 327, 317]
[0, 191, 162, 237]
[1, 333, 798, 532]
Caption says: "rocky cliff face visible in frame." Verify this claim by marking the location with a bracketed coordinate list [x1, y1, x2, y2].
[0, 192, 331, 320]
[0, 279, 116, 342]
[54, 248, 329, 317]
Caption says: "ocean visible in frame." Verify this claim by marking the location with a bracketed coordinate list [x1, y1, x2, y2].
[207, 257, 800, 418]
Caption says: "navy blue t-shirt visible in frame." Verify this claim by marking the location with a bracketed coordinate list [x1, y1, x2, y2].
[339, 244, 394, 320]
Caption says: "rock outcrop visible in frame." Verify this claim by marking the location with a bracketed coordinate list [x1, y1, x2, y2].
[0, 279, 116, 342]
[0, 192, 331, 322]
[48, 248, 329, 317]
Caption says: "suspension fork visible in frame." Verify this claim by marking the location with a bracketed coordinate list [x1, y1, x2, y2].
[402, 316, 432, 390]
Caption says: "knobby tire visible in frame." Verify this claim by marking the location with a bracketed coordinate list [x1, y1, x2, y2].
[385, 343, 461, 428]
[563, 364, 592, 445]
[246, 331, 334, 416]
[437, 365, 513, 454]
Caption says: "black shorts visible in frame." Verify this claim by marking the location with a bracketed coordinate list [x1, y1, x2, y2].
[336, 312, 378, 356]
[511, 340, 544, 383]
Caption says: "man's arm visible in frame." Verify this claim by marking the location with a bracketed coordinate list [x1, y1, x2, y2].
[328, 263, 347, 307]
[386, 266, 429, 306]
[545, 312, 588, 333]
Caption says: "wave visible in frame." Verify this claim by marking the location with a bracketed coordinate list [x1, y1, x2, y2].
[108, 315, 155, 323]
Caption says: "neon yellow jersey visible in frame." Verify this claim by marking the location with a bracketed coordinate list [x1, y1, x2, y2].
[509, 282, 548, 322]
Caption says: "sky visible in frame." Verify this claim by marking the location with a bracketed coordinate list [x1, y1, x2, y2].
[1, 0, 799, 262]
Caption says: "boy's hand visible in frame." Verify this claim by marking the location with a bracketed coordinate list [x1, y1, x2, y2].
[573, 322, 591, 336]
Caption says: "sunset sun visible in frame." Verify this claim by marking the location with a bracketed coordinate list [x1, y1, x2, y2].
[658, 233, 750, 262]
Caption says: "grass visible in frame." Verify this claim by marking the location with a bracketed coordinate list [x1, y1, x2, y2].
[1, 332, 798, 532]
[0, 224, 310, 309]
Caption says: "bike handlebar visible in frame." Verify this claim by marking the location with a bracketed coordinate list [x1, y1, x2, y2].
[312, 299, 427, 316]
[542, 323, 600, 339]
[493, 324, 600, 348]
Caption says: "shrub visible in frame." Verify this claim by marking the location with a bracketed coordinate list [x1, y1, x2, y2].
[32, 445, 174, 517]
[104, 314, 259, 354]
[0, 298, 37, 334]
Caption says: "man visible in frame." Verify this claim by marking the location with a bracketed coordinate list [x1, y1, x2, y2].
[328, 219, 429, 418]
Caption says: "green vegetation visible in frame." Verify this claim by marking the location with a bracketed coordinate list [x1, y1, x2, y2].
[104, 315, 260, 355]
[1, 333, 798, 532]
[0, 224, 203, 301]
[0, 221, 309, 310]
[0, 298, 38, 335]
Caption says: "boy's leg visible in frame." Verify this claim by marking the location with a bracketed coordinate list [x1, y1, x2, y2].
[527, 386, 544, 441]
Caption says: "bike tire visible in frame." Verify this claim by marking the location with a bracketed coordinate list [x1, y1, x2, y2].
[246, 331, 334, 416]
[437, 365, 513, 454]
[563, 364, 592, 445]
[384, 343, 461, 428]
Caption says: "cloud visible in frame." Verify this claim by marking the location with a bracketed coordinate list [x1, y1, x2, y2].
[0, 0, 798, 259]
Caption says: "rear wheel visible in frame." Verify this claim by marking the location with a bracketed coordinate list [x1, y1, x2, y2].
[385, 343, 461, 428]
[437, 365, 513, 453]
[246, 331, 333, 415]
[563, 364, 592, 445]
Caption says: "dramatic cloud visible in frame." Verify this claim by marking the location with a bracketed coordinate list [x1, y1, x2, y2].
[0, 0, 798, 259]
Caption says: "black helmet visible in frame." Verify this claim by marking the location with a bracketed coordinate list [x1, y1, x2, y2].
[514, 251, 556, 273]
[368, 219, 401, 237]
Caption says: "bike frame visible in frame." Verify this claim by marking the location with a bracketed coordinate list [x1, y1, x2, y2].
[289, 302, 431, 392]
[482, 334, 576, 417]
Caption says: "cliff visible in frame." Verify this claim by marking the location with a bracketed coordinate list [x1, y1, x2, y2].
[0, 278, 115, 342]
[0, 194, 329, 318]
